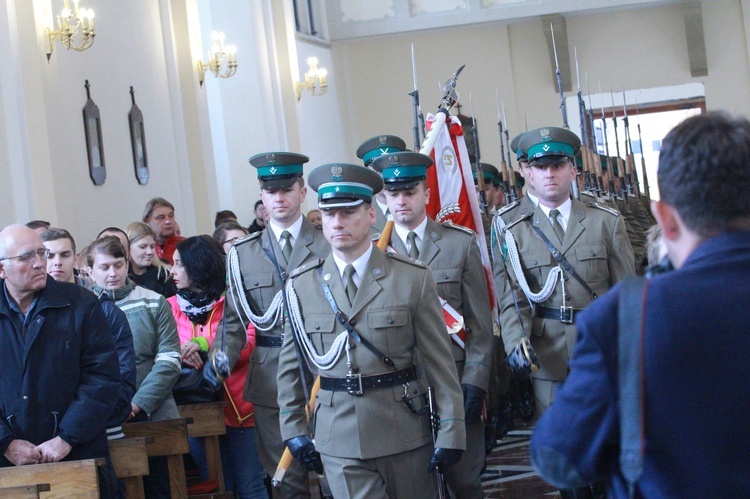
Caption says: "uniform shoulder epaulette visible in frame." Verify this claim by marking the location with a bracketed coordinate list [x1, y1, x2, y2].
[289, 258, 324, 278]
[586, 201, 620, 217]
[441, 220, 475, 236]
[386, 251, 427, 268]
[233, 230, 262, 247]
[497, 199, 520, 216]
[503, 211, 533, 232]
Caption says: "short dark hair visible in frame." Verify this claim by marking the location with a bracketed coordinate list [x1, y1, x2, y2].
[87, 236, 127, 267]
[40, 228, 77, 254]
[97, 227, 129, 244]
[254, 199, 264, 210]
[658, 112, 750, 237]
[142, 197, 175, 222]
[215, 210, 238, 228]
[213, 221, 248, 248]
[26, 220, 50, 230]
[175, 235, 226, 299]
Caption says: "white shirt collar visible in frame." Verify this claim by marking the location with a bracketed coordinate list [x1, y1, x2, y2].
[268, 215, 304, 246]
[393, 216, 428, 251]
[376, 198, 388, 216]
[332, 243, 373, 288]
[538, 198, 572, 228]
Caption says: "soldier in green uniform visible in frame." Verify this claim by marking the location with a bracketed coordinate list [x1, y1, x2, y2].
[356, 135, 407, 235]
[277, 164, 465, 499]
[496, 127, 634, 416]
[212, 152, 330, 498]
[371, 151, 493, 498]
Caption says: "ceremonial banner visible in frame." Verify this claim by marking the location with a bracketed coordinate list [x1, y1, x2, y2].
[425, 113, 496, 309]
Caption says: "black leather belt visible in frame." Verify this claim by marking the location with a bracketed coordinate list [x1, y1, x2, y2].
[319, 366, 418, 396]
[255, 335, 283, 348]
[535, 306, 583, 324]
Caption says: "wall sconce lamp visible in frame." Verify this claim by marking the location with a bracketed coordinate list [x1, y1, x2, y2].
[197, 31, 238, 86]
[44, 0, 95, 62]
[296, 57, 328, 101]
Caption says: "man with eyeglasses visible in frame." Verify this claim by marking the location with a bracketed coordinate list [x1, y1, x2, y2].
[0, 225, 119, 477]
[143, 197, 184, 265]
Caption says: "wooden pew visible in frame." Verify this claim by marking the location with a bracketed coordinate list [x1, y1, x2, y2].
[0, 458, 102, 498]
[0, 484, 50, 498]
[179, 402, 227, 493]
[108, 436, 151, 499]
[122, 418, 192, 499]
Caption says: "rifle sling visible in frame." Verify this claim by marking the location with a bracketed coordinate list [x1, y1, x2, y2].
[528, 221, 598, 299]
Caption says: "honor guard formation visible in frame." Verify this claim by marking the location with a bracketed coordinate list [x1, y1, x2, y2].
[2, 48, 750, 499]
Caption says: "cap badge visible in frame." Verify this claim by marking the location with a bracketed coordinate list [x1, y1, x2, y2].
[269, 166, 278, 174]
[331, 165, 343, 181]
[542, 144, 550, 152]
[393, 169, 401, 177]
[540, 129, 550, 138]
[388, 154, 399, 164]
[268, 153, 277, 163]
[335, 186, 341, 192]
[378, 136, 388, 145]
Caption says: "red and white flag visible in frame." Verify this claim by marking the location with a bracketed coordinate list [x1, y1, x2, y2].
[425, 113, 496, 310]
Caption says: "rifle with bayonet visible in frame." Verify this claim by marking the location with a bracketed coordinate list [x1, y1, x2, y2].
[586, 74, 605, 198]
[470, 93, 488, 215]
[574, 47, 594, 194]
[634, 97, 651, 201]
[551, 23, 579, 202]
[409, 44, 426, 151]
[419, 65, 464, 156]
[609, 89, 628, 200]
[599, 83, 617, 200]
[502, 101, 517, 202]
[496, 91, 512, 206]
[621, 90, 639, 198]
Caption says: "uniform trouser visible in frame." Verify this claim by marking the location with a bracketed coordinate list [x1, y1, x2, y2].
[531, 378, 562, 419]
[445, 418, 485, 498]
[322, 444, 436, 499]
[254, 404, 311, 498]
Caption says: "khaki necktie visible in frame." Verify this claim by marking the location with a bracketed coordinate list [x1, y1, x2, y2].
[407, 231, 420, 260]
[549, 209, 566, 245]
[280, 231, 292, 264]
[343, 264, 358, 305]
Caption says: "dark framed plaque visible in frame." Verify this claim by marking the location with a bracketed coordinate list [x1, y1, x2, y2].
[128, 86, 149, 185]
[82, 80, 106, 185]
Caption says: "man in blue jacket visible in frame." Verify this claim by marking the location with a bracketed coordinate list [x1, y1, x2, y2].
[530, 112, 750, 496]
[0, 225, 119, 466]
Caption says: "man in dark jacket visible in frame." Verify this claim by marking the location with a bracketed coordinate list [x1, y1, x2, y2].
[0, 225, 119, 466]
[530, 112, 750, 497]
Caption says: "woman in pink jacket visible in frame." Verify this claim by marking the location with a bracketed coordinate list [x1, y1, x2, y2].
[168, 235, 268, 498]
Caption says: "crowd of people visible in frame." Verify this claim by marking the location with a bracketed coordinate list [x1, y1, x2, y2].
[1, 111, 748, 498]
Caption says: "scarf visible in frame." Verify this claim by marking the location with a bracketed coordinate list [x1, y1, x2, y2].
[176, 288, 219, 325]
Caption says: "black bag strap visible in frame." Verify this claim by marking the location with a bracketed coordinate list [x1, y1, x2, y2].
[317, 267, 397, 370]
[618, 277, 648, 499]
[528, 221, 598, 299]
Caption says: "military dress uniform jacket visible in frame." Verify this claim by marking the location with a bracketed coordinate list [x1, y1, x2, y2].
[277, 247, 466, 459]
[389, 218, 493, 391]
[215, 217, 330, 407]
[499, 199, 635, 381]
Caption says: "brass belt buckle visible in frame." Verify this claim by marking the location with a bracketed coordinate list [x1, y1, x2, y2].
[346, 373, 364, 396]
[559, 306, 574, 324]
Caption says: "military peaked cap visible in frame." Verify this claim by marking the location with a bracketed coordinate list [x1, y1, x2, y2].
[356, 135, 407, 166]
[370, 151, 433, 190]
[249, 152, 309, 189]
[309, 163, 383, 209]
[472, 163, 502, 186]
[520, 127, 581, 163]
[511, 132, 528, 161]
